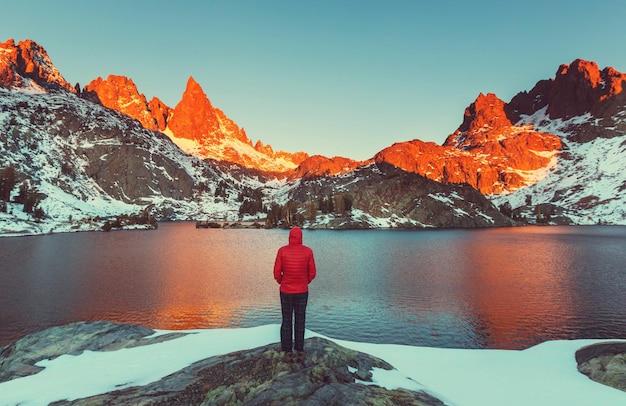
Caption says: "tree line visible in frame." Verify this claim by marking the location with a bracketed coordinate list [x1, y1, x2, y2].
[237, 187, 354, 228]
[0, 166, 45, 220]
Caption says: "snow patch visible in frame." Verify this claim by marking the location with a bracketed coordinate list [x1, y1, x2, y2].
[0, 325, 624, 406]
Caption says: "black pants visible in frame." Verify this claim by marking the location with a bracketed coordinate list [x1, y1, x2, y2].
[280, 291, 308, 352]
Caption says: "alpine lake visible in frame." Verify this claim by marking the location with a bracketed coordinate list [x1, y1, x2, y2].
[1, 223, 625, 350]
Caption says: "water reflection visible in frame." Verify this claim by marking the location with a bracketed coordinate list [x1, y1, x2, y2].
[1, 225, 625, 349]
[455, 229, 578, 348]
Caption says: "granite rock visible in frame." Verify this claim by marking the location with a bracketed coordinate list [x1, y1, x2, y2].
[576, 341, 626, 392]
[0, 322, 444, 405]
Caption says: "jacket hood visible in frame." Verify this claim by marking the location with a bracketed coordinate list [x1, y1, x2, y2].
[288, 227, 303, 245]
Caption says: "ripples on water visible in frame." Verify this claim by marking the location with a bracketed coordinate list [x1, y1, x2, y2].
[1, 224, 625, 349]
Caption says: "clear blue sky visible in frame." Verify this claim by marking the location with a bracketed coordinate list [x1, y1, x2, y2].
[2, 0, 625, 160]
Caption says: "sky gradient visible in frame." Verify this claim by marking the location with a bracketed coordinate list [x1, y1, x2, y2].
[2, 0, 625, 160]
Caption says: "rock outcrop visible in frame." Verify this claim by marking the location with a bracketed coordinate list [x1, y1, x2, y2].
[0, 322, 444, 405]
[83, 74, 309, 173]
[0, 321, 184, 383]
[508, 59, 626, 122]
[375, 93, 562, 195]
[291, 155, 369, 180]
[0, 38, 75, 92]
[576, 341, 626, 392]
[292, 162, 514, 228]
[83, 75, 168, 131]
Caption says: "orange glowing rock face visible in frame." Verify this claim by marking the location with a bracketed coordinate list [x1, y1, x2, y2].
[168, 76, 221, 141]
[84, 75, 162, 131]
[147, 96, 170, 131]
[547, 59, 626, 118]
[0, 38, 75, 92]
[291, 155, 369, 179]
[374, 92, 563, 195]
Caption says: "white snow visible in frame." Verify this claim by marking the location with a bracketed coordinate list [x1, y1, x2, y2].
[163, 126, 299, 172]
[0, 325, 624, 406]
[428, 193, 454, 205]
[491, 108, 626, 224]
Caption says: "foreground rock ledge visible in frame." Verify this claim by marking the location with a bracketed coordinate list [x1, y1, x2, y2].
[0, 321, 444, 405]
[576, 341, 626, 393]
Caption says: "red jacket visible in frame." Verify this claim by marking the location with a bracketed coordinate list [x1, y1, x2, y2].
[273, 227, 316, 293]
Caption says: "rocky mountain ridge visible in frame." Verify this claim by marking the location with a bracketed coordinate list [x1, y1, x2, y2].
[1, 38, 514, 234]
[376, 59, 626, 224]
[1, 38, 625, 230]
[79, 47, 625, 225]
[83, 73, 309, 173]
[0, 38, 75, 93]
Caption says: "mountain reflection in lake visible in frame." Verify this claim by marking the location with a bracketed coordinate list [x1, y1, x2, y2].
[1, 224, 625, 349]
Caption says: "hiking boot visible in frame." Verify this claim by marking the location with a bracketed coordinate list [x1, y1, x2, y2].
[294, 351, 305, 363]
[282, 351, 294, 363]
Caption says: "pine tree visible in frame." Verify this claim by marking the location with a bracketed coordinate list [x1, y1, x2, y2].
[306, 200, 317, 223]
[0, 166, 17, 202]
[334, 193, 345, 215]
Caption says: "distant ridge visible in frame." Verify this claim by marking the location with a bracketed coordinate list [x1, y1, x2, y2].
[1, 37, 625, 229]
[84, 75, 309, 172]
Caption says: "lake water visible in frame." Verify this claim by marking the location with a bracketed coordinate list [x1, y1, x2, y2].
[1, 223, 625, 350]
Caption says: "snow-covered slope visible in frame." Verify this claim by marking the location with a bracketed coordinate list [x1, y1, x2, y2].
[1, 78, 496, 235]
[490, 107, 626, 224]
[3, 39, 624, 234]
[0, 86, 285, 235]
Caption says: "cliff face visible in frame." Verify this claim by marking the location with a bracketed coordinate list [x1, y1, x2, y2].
[83, 74, 308, 173]
[376, 59, 626, 202]
[374, 93, 562, 195]
[0, 38, 75, 92]
[82, 75, 168, 131]
[507, 59, 626, 122]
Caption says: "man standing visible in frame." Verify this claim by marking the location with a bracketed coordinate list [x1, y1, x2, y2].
[273, 227, 316, 360]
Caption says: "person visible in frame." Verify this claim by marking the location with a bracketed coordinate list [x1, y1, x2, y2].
[273, 227, 316, 359]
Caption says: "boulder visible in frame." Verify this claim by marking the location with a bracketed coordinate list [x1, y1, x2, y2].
[576, 341, 626, 392]
[65, 336, 443, 405]
[0, 321, 184, 383]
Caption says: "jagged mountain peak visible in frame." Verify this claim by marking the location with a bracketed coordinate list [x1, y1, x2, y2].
[2, 38, 625, 230]
[168, 75, 228, 142]
[183, 76, 205, 97]
[83, 74, 163, 131]
[554, 58, 626, 97]
[508, 58, 626, 123]
[445, 92, 513, 149]
[81, 69, 307, 173]
[0, 38, 75, 93]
